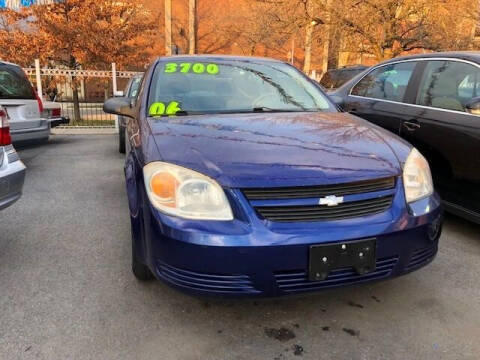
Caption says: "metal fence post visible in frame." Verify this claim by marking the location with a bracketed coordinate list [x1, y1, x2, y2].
[112, 62, 119, 133]
[112, 62, 118, 95]
[34, 59, 43, 102]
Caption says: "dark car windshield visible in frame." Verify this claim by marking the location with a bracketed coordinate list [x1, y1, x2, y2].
[147, 59, 335, 116]
[320, 68, 367, 90]
[0, 64, 35, 100]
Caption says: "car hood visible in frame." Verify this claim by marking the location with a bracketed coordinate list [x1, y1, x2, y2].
[148, 112, 402, 188]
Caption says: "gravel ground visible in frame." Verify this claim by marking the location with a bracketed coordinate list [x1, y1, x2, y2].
[0, 135, 479, 360]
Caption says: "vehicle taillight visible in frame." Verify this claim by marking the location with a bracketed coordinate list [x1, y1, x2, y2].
[51, 108, 61, 117]
[35, 91, 44, 114]
[0, 107, 11, 146]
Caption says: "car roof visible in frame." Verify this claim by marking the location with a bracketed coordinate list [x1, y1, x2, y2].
[0, 60, 22, 67]
[331, 65, 368, 71]
[379, 51, 480, 65]
[155, 54, 285, 64]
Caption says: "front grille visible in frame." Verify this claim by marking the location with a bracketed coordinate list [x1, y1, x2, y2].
[157, 262, 260, 295]
[274, 256, 398, 293]
[255, 195, 394, 222]
[243, 177, 395, 200]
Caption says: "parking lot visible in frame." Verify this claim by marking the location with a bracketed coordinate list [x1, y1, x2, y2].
[0, 134, 479, 360]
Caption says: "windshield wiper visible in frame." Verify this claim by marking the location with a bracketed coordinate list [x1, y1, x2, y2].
[175, 110, 189, 116]
[150, 108, 321, 117]
[151, 110, 190, 117]
[252, 106, 317, 113]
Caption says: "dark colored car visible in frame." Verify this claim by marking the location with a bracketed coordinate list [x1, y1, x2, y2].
[118, 74, 143, 153]
[330, 52, 480, 224]
[319, 65, 369, 91]
[103, 55, 442, 297]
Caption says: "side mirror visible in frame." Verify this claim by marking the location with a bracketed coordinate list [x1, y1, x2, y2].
[465, 97, 480, 115]
[103, 97, 135, 118]
[114, 90, 124, 97]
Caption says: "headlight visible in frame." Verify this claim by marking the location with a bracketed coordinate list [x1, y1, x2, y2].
[403, 148, 434, 203]
[143, 162, 233, 221]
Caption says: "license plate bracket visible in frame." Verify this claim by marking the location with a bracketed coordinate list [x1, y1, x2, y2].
[309, 239, 377, 281]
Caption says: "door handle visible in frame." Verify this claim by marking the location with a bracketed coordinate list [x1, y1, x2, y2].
[403, 120, 421, 131]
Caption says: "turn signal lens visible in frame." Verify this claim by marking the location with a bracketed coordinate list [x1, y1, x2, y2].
[143, 162, 233, 221]
[150, 172, 178, 207]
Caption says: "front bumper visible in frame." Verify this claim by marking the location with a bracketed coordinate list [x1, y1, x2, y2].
[0, 147, 26, 211]
[138, 187, 443, 297]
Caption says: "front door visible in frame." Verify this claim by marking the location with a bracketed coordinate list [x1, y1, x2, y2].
[400, 60, 480, 217]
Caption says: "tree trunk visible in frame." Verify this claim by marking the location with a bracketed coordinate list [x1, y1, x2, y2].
[188, 0, 196, 54]
[69, 56, 81, 123]
[72, 80, 81, 123]
[321, 0, 333, 74]
[165, 0, 172, 55]
[303, 0, 315, 74]
[303, 22, 314, 74]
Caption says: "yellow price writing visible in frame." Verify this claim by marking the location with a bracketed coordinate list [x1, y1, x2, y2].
[164, 62, 219, 75]
[149, 101, 182, 116]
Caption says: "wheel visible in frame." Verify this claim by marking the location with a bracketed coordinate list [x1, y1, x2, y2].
[119, 126, 126, 154]
[131, 233, 154, 281]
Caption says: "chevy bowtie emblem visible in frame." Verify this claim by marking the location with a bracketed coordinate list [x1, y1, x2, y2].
[319, 195, 344, 207]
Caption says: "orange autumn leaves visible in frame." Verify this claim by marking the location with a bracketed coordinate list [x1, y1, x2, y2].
[0, 0, 479, 71]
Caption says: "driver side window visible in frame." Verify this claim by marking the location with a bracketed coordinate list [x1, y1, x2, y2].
[351, 62, 416, 103]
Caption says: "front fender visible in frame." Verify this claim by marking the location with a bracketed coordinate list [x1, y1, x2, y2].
[125, 151, 141, 218]
[125, 150, 151, 264]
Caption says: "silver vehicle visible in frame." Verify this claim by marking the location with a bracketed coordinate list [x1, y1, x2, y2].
[0, 61, 49, 143]
[0, 105, 26, 210]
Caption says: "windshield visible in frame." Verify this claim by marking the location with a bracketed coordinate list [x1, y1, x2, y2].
[147, 59, 335, 116]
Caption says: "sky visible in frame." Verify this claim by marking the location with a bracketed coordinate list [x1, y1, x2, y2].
[0, 0, 56, 9]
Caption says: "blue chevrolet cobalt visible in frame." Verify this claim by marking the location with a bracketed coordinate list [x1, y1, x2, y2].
[104, 56, 443, 297]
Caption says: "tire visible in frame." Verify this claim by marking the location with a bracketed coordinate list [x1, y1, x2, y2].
[131, 234, 154, 281]
[119, 126, 126, 154]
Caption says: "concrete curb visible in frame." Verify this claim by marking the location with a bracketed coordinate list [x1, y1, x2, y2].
[51, 127, 117, 135]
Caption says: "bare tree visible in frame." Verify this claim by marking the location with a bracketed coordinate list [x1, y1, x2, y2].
[327, 0, 478, 61]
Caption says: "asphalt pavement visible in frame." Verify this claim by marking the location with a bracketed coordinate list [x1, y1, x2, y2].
[0, 135, 479, 360]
